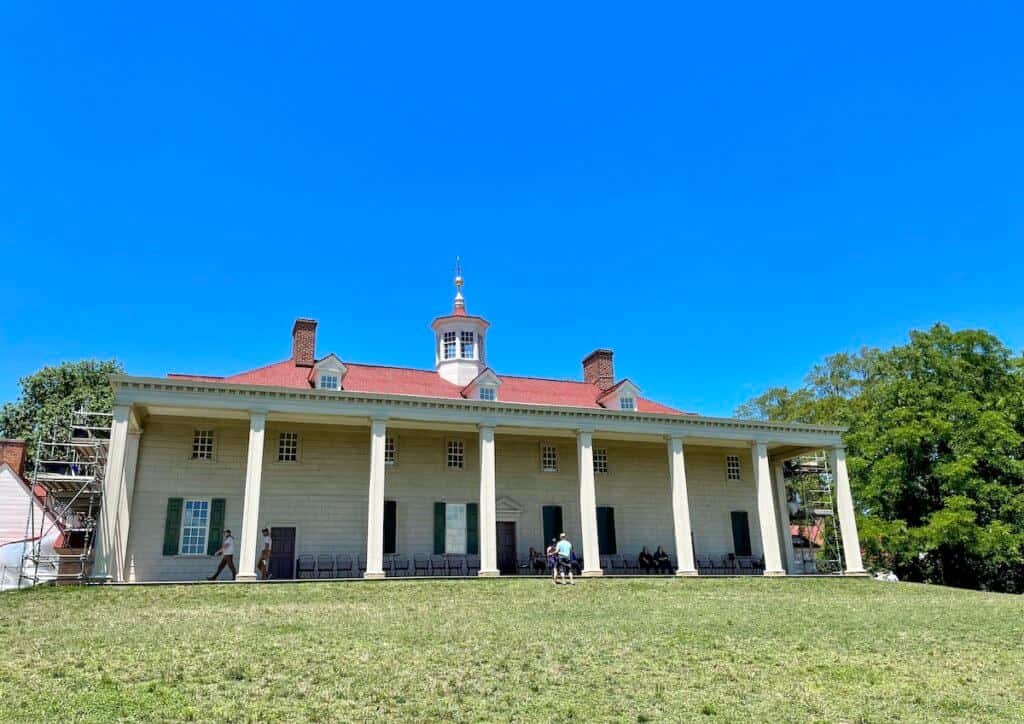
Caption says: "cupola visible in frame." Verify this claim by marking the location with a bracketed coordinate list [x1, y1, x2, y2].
[431, 260, 490, 386]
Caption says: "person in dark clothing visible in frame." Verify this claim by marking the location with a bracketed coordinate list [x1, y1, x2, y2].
[638, 546, 654, 573]
[529, 547, 546, 574]
[654, 545, 672, 573]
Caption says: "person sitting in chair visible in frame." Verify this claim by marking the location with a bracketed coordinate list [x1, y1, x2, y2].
[529, 547, 546, 573]
[654, 545, 672, 573]
[638, 546, 654, 573]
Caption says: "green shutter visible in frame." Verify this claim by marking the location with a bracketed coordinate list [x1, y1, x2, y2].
[206, 498, 226, 555]
[542, 505, 563, 546]
[731, 511, 752, 556]
[466, 503, 479, 555]
[383, 500, 397, 555]
[597, 506, 617, 555]
[433, 502, 446, 554]
[162, 498, 183, 556]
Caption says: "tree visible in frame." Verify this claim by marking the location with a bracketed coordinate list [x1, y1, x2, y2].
[737, 325, 1024, 591]
[0, 360, 123, 470]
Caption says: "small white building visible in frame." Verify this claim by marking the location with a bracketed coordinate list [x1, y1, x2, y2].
[93, 272, 865, 582]
[0, 441, 60, 589]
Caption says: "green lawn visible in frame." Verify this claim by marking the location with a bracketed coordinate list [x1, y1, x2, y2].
[1, 578, 1023, 722]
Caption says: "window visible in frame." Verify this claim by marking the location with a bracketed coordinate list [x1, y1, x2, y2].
[443, 331, 457, 360]
[192, 430, 214, 460]
[479, 386, 496, 401]
[460, 331, 475, 359]
[541, 444, 558, 472]
[447, 439, 464, 469]
[385, 436, 396, 466]
[319, 374, 339, 390]
[619, 396, 635, 411]
[726, 455, 741, 481]
[180, 499, 210, 555]
[593, 448, 609, 474]
[278, 432, 298, 462]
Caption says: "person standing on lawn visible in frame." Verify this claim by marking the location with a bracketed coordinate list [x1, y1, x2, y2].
[257, 527, 272, 580]
[555, 533, 575, 586]
[207, 529, 237, 581]
[546, 538, 559, 583]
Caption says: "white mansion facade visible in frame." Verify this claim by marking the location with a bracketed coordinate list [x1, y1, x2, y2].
[94, 273, 864, 582]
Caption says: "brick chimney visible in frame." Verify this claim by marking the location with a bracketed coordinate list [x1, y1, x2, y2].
[292, 318, 317, 367]
[582, 349, 615, 391]
[0, 439, 27, 478]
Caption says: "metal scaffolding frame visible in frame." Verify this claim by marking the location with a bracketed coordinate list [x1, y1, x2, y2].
[18, 410, 111, 587]
[785, 452, 844, 574]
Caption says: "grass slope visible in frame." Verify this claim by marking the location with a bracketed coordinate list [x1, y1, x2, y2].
[1, 578, 1023, 722]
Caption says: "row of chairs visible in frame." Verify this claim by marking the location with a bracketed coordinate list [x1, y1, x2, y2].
[696, 555, 765, 575]
[295, 554, 482, 578]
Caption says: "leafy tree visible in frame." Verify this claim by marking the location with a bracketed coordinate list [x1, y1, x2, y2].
[737, 325, 1024, 591]
[0, 360, 123, 470]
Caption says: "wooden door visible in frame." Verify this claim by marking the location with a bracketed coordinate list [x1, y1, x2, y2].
[270, 527, 296, 579]
[496, 522, 517, 574]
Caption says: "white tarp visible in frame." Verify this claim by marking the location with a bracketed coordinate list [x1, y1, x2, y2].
[0, 530, 59, 592]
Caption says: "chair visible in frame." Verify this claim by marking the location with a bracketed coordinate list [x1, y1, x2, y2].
[738, 557, 755, 574]
[621, 555, 638, 574]
[392, 555, 410, 577]
[466, 554, 480, 576]
[296, 555, 315, 579]
[610, 555, 627, 575]
[316, 554, 335, 578]
[696, 556, 713, 574]
[414, 554, 430, 576]
[335, 554, 354, 578]
[383, 554, 395, 577]
[429, 554, 446, 576]
[357, 555, 367, 576]
[446, 554, 465, 576]
[599, 555, 612, 571]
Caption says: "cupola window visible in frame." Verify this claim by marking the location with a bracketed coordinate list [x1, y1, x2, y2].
[460, 331, 475, 359]
[443, 331, 457, 360]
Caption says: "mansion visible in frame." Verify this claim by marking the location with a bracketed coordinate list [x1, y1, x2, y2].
[94, 272, 864, 582]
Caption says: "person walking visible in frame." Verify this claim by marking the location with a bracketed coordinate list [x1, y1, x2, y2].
[207, 529, 237, 581]
[555, 533, 575, 586]
[257, 528, 272, 580]
[546, 539, 559, 583]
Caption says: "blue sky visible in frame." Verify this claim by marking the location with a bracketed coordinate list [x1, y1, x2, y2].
[2, 4, 1022, 417]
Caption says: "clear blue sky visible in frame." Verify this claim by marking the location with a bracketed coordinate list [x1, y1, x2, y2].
[2, 4, 1022, 417]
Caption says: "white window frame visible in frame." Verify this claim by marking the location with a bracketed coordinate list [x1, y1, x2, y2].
[540, 443, 559, 473]
[278, 431, 299, 462]
[179, 498, 211, 556]
[726, 455, 741, 481]
[593, 447, 609, 474]
[385, 436, 397, 467]
[447, 439, 465, 470]
[191, 429, 215, 460]
[443, 331, 457, 360]
[460, 330, 475, 359]
[319, 374, 340, 390]
[619, 396, 635, 411]
[478, 386, 496, 401]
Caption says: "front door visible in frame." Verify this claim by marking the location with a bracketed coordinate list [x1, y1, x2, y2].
[270, 527, 296, 579]
[496, 522, 517, 574]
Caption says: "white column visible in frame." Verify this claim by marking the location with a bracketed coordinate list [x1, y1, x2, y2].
[115, 428, 142, 583]
[478, 425, 499, 576]
[577, 430, 602, 576]
[752, 441, 785, 576]
[830, 446, 866, 575]
[93, 404, 130, 581]
[236, 411, 266, 582]
[668, 437, 698, 575]
[772, 460, 794, 574]
[364, 418, 387, 579]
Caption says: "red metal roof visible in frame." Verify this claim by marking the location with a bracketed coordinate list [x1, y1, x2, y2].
[169, 358, 691, 414]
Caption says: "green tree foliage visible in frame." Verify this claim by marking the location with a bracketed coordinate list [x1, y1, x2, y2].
[737, 325, 1024, 591]
[0, 360, 123, 469]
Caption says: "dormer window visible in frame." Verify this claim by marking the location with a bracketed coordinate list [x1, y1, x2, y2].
[460, 331, 475, 359]
[311, 354, 348, 391]
[479, 386, 496, 401]
[319, 374, 340, 390]
[619, 396, 635, 411]
[443, 331, 457, 360]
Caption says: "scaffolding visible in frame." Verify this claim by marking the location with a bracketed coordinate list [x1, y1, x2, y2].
[18, 410, 111, 587]
[785, 452, 844, 574]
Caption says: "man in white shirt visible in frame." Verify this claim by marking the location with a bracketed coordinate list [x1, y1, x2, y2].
[257, 527, 272, 580]
[207, 529, 237, 581]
